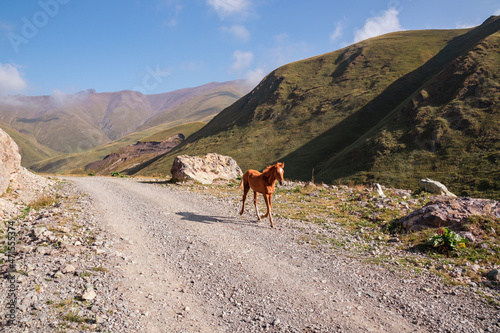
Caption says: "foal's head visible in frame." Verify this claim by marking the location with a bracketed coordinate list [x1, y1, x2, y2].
[274, 162, 285, 186]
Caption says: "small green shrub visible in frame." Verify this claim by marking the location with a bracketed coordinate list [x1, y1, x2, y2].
[110, 172, 120, 177]
[427, 227, 466, 254]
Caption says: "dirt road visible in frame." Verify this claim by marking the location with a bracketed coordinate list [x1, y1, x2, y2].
[67, 177, 498, 332]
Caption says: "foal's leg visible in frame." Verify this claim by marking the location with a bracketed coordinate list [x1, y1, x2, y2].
[239, 184, 249, 215]
[253, 191, 261, 221]
[262, 194, 272, 217]
[263, 194, 274, 228]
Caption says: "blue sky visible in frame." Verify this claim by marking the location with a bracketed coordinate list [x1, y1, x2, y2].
[0, 0, 498, 96]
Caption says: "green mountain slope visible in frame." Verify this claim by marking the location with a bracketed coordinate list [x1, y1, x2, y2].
[320, 23, 500, 198]
[0, 123, 60, 166]
[136, 16, 500, 199]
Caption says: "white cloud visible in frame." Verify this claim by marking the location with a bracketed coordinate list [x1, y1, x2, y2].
[207, 0, 250, 18]
[231, 50, 253, 71]
[330, 22, 343, 42]
[0, 95, 32, 107]
[221, 25, 250, 42]
[354, 8, 402, 43]
[0, 63, 27, 94]
[495, 7, 500, 15]
[49, 88, 98, 106]
[455, 22, 476, 29]
[50, 89, 72, 105]
[245, 68, 265, 87]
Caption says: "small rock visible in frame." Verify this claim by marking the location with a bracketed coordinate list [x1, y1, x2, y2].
[33, 226, 47, 238]
[61, 264, 76, 274]
[458, 231, 476, 243]
[373, 183, 386, 197]
[82, 289, 97, 301]
[36, 246, 52, 255]
[59, 226, 71, 233]
[486, 269, 499, 281]
[470, 264, 481, 272]
[53, 271, 64, 279]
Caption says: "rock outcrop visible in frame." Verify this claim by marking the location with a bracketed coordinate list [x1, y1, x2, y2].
[86, 134, 185, 175]
[419, 178, 457, 198]
[0, 127, 22, 193]
[170, 153, 242, 184]
[0, 127, 52, 218]
[399, 197, 500, 232]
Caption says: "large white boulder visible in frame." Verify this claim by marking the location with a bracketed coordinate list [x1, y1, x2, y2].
[171, 153, 242, 184]
[419, 178, 457, 198]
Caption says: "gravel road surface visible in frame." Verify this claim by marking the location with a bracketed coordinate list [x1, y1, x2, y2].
[65, 177, 499, 333]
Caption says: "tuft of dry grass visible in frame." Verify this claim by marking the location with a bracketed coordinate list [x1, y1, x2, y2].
[29, 194, 59, 211]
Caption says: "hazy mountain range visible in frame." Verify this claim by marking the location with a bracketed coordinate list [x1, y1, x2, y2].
[0, 80, 251, 155]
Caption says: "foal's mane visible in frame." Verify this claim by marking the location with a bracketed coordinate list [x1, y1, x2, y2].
[261, 164, 279, 184]
[262, 164, 275, 174]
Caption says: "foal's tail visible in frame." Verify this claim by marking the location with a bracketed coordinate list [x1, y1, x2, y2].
[238, 172, 248, 190]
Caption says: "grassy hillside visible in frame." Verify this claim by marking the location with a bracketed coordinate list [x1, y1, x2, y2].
[135, 17, 500, 199]
[30, 121, 205, 174]
[0, 123, 60, 166]
[324, 26, 500, 198]
[137, 85, 247, 131]
[139, 122, 205, 142]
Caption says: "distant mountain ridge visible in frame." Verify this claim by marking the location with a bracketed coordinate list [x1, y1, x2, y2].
[0, 80, 251, 155]
[135, 16, 500, 199]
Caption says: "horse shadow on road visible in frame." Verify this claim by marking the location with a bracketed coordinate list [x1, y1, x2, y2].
[176, 212, 263, 228]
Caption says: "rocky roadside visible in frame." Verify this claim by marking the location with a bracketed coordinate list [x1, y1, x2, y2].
[0, 180, 146, 332]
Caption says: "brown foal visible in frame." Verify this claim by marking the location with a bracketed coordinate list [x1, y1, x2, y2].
[239, 162, 285, 227]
